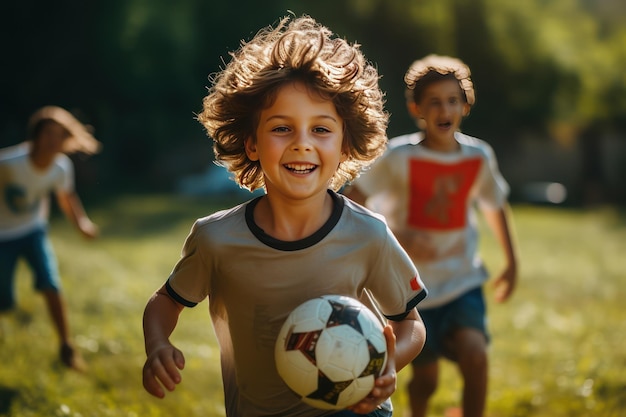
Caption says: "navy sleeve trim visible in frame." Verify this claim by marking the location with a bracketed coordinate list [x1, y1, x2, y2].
[165, 280, 198, 308]
[384, 289, 428, 322]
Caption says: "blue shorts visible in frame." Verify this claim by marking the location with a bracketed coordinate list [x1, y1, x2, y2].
[0, 228, 61, 311]
[413, 286, 489, 365]
[330, 399, 392, 417]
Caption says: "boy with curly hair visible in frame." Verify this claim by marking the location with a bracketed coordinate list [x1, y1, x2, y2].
[345, 55, 518, 417]
[141, 15, 428, 417]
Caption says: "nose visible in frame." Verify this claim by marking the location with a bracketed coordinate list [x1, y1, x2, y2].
[291, 130, 312, 151]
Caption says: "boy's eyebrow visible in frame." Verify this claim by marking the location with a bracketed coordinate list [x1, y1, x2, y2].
[425, 92, 463, 100]
[263, 114, 340, 123]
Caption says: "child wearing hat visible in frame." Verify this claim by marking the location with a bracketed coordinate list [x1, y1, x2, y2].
[0, 105, 101, 371]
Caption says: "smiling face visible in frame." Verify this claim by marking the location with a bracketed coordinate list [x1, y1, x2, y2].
[245, 81, 346, 201]
[408, 78, 470, 150]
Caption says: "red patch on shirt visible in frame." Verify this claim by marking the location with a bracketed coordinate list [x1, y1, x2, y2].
[410, 276, 421, 291]
[408, 158, 482, 230]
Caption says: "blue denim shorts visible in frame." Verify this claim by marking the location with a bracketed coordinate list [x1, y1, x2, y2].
[0, 228, 61, 311]
[413, 286, 489, 365]
[329, 399, 392, 417]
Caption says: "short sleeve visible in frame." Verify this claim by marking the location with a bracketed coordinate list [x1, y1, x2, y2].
[166, 221, 212, 306]
[55, 154, 75, 193]
[476, 143, 509, 210]
[366, 224, 427, 320]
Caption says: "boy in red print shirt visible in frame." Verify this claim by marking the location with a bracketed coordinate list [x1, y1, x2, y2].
[345, 55, 518, 417]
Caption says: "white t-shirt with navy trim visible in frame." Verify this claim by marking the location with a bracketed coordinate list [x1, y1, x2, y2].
[166, 190, 427, 417]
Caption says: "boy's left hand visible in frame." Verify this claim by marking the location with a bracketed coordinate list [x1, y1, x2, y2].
[348, 325, 397, 414]
[493, 263, 517, 303]
[78, 218, 99, 239]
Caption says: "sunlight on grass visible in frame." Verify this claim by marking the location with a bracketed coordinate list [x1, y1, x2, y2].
[1, 197, 624, 416]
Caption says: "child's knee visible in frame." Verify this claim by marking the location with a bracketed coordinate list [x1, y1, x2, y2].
[461, 345, 488, 369]
[446, 327, 488, 357]
[409, 364, 439, 397]
[36, 282, 61, 295]
[454, 337, 488, 372]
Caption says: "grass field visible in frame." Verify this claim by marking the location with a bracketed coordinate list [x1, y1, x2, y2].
[0, 194, 625, 417]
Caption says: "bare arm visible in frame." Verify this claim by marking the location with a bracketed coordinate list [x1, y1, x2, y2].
[142, 285, 186, 398]
[482, 204, 518, 302]
[387, 308, 425, 371]
[350, 308, 425, 414]
[55, 190, 99, 239]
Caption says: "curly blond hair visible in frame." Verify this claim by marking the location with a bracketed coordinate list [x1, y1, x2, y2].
[197, 15, 388, 192]
[404, 54, 475, 107]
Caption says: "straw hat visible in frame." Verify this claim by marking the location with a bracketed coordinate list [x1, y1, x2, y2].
[27, 106, 101, 155]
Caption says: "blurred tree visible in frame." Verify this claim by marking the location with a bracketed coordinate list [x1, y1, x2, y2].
[0, 0, 100, 139]
[301, 0, 626, 138]
[0, 0, 624, 197]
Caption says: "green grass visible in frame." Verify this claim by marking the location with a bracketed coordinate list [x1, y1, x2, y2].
[1, 195, 625, 417]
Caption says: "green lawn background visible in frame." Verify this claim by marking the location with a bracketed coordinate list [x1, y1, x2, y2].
[0, 195, 624, 416]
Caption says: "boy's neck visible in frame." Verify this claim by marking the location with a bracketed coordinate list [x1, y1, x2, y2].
[253, 191, 334, 241]
[420, 133, 460, 153]
[29, 149, 56, 170]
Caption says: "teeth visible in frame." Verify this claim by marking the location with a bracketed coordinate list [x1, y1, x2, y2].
[285, 163, 316, 173]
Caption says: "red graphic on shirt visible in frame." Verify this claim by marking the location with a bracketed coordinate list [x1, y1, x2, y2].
[408, 158, 482, 230]
[410, 276, 421, 291]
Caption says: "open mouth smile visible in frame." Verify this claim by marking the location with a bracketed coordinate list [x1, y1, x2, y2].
[284, 163, 317, 174]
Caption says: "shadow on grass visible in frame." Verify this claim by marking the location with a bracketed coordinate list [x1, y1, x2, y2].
[0, 386, 18, 414]
[595, 379, 626, 412]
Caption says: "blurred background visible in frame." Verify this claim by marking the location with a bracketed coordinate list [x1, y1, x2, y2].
[0, 0, 624, 206]
[1, 2, 625, 416]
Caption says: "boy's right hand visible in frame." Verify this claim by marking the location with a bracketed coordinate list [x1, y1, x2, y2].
[142, 344, 186, 398]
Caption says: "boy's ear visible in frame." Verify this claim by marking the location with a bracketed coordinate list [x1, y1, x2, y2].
[462, 103, 471, 117]
[407, 101, 421, 119]
[245, 137, 259, 161]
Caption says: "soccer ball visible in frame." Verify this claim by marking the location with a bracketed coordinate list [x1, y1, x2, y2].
[274, 294, 388, 410]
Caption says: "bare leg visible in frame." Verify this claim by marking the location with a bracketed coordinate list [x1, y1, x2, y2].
[447, 328, 488, 417]
[42, 290, 70, 345]
[407, 360, 439, 417]
[42, 290, 85, 370]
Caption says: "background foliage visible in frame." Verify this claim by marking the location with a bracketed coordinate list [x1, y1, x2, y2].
[1, 0, 625, 198]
